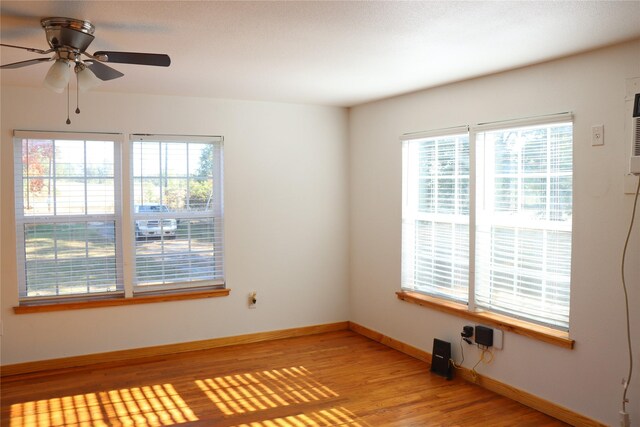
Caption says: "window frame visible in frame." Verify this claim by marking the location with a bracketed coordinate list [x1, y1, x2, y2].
[473, 118, 573, 330]
[400, 113, 573, 334]
[401, 126, 470, 303]
[12, 130, 226, 309]
[128, 134, 225, 294]
[14, 131, 124, 302]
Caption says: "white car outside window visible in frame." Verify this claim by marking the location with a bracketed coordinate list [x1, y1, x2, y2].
[135, 204, 177, 239]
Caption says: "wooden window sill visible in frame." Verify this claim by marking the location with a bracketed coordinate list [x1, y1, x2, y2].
[396, 291, 574, 349]
[14, 288, 230, 314]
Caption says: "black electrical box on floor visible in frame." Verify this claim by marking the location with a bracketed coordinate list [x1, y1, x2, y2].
[431, 338, 452, 380]
[475, 325, 494, 347]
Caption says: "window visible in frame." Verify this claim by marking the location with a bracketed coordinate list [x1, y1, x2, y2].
[401, 128, 470, 302]
[131, 135, 224, 292]
[14, 132, 123, 300]
[402, 115, 573, 330]
[13, 131, 224, 304]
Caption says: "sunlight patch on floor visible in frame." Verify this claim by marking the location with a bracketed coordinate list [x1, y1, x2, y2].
[231, 406, 365, 427]
[195, 366, 339, 416]
[9, 383, 197, 427]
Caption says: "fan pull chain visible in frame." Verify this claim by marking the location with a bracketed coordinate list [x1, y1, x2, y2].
[75, 71, 80, 114]
[66, 82, 71, 125]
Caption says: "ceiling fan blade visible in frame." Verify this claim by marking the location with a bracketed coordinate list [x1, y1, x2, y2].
[1, 57, 52, 69]
[0, 43, 51, 55]
[86, 61, 124, 81]
[93, 51, 171, 67]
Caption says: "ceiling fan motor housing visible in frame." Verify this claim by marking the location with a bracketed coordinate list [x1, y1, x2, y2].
[41, 17, 95, 53]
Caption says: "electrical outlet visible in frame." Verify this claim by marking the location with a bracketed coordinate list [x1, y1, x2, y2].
[591, 125, 604, 146]
[248, 291, 257, 309]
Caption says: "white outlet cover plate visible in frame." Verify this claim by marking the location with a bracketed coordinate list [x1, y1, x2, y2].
[591, 125, 604, 146]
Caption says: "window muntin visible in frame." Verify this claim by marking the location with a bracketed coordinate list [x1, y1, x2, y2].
[401, 117, 573, 330]
[131, 138, 224, 291]
[15, 136, 122, 299]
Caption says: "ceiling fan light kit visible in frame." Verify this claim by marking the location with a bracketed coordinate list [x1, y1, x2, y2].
[43, 59, 72, 93]
[1, 17, 171, 124]
[76, 64, 101, 92]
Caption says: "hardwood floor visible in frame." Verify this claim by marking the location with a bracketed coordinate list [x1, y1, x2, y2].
[1, 330, 567, 426]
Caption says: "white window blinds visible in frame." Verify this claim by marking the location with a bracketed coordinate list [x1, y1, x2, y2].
[131, 135, 224, 291]
[14, 131, 123, 299]
[474, 119, 573, 329]
[402, 128, 470, 302]
[400, 115, 573, 330]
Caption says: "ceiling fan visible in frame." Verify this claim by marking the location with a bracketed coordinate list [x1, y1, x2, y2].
[1, 17, 171, 123]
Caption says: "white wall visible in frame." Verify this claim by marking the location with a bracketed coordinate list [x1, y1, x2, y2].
[349, 40, 640, 426]
[0, 88, 350, 364]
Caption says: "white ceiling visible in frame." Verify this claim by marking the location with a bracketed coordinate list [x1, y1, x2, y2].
[2, 1, 640, 107]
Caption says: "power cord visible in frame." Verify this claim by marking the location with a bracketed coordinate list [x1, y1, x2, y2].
[450, 337, 466, 369]
[450, 338, 495, 382]
[471, 344, 494, 382]
[451, 325, 476, 370]
[620, 176, 640, 419]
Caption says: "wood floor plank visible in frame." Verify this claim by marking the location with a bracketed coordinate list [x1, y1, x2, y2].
[1, 331, 567, 426]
